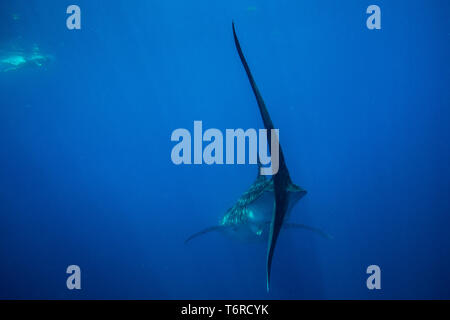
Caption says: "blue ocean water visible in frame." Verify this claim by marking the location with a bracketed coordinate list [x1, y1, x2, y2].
[0, 0, 449, 299]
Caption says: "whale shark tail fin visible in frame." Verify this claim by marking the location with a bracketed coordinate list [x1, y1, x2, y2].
[232, 21, 293, 293]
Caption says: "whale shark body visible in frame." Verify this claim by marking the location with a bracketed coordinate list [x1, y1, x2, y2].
[186, 23, 329, 291]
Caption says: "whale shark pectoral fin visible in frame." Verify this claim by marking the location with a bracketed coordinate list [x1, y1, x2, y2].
[283, 223, 333, 239]
[184, 226, 225, 244]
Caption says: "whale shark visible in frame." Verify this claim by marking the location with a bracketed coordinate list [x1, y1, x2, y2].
[186, 22, 330, 291]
